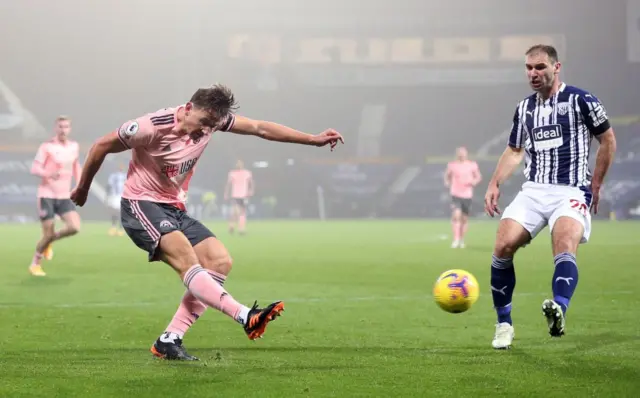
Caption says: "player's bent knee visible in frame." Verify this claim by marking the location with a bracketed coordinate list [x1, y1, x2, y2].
[552, 232, 580, 254]
[64, 221, 80, 236]
[62, 212, 81, 235]
[551, 217, 583, 255]
[194, 237, 233, 275]
[494, 219, 530, 258]
[494, 240, 519, 258]
[199, 248, 233, 274]
[552, 238, 577, 255]
[206, 254, 233, 275]
[69, 224, 81, 235]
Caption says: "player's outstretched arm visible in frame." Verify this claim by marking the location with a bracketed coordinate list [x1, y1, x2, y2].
[72, 132, 127, 206]
[228, 115, 344, 151]
[590, 128, 617, 214]
[484, 146, 524, 217]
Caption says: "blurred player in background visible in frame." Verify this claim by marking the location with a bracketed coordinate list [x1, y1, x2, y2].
[484, 45, 617, 349]
[106, 162, 127, 236]
[224, 159, 254, 235]
[71, 84, 344, 360]
[28, 116, 82, 276]
[444, 147, 482, 248]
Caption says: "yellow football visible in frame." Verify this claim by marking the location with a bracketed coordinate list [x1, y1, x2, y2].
[433, 269, 480, 313]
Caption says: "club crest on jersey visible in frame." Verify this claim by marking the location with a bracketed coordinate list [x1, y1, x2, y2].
[162, 164, 180, 178]
[119, 121, 139, 138]
[557, 102, 571, 116]
[161, 156, 200, 179]
[531, 124, 563, 150]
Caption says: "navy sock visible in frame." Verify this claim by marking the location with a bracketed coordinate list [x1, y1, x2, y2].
[552, 252, 579, 314]
[491, 255, 516, 325]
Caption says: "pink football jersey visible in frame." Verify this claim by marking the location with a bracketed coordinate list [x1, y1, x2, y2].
[228, 169, 253, 199]
[447, 160, 480, 199]
[32, 138, 81, 199]
[117, 105, 235, 210]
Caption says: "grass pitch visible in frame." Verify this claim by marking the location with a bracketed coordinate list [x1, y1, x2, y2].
[1, 220, 639, 397]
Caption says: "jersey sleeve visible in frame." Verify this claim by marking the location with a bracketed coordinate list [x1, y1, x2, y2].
[577, 93, 611, 136]
[31, 143, 50, 177]
[116, 116, 156, 149]
[218, 114, 236, 132]
[507, 103, 526, 148]
[33, 143, 48, 165]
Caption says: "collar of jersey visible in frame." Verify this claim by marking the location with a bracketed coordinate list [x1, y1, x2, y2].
[536, 82, 566, 104]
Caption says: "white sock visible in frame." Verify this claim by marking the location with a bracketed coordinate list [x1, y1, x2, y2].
[236, 306, 251, 325]
[160, 331, 183, 342]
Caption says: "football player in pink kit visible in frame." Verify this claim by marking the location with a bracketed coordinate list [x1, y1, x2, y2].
[444, 147, 482, 248]
[71, 84, 344, 360]
[29, 116, 82, 276]
[224, 159, 253, 235]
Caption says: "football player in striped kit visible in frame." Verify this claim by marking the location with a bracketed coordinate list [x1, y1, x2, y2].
[484, 45, 617, 349]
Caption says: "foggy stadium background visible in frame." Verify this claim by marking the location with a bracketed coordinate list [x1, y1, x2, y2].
[1, 0, 639, 222]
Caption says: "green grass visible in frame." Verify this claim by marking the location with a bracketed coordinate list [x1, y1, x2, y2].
[1, 220, 639, 397]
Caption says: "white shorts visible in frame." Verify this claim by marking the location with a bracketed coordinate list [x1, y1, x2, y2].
[107, 195, 121, 210]
[501, 181, 592, 243]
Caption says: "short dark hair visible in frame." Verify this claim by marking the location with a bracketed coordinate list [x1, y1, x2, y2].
[525, 44, 559, 63]
[190, 84, 238, 117]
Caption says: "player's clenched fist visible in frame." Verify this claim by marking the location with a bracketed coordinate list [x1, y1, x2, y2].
[70, 186, 89, 207]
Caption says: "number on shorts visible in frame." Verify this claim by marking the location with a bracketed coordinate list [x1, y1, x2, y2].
[569, 199, 588, 217]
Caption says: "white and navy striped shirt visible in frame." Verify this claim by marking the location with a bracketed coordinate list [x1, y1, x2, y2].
[107, 171, 127, 197]
[509, 83, 611, 188]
